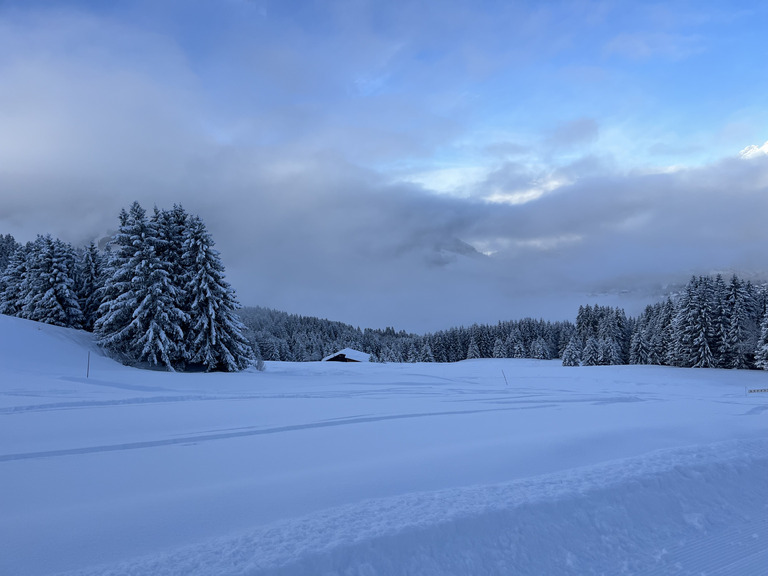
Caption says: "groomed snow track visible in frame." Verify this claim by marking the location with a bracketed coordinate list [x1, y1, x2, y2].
[59, 438, 768, 576]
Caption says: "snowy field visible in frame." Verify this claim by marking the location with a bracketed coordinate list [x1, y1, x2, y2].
[1, 314, 767, 575]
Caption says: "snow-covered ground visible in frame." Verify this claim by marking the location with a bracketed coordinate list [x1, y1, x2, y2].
[1, 314, 766, 575]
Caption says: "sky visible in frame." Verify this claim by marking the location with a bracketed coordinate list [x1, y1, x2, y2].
[1, 0, 768, 332]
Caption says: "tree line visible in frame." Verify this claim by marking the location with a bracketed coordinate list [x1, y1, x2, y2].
[3, 216, 768, 371]
[239, 306, 575, 364]
[240, 275, 768, 371]
[627, 275, 768, 369]
[0, 203, 254, 372]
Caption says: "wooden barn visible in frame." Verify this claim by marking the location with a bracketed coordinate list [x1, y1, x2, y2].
[321, 348, 371, 363]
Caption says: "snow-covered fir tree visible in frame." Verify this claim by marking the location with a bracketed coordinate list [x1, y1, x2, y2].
[721, 276, 753, 369]
[95, 202, 188, 370]
[530, 336, 550, 359]
[492, 337, 506, 358]
[419, 342, 435, 362]
[22, 236, 84, 329]
[754, 311, 768, 370]
[0, 243, 28, 316]
[466, 336, 481, 359]
[76, 242, 105, 331]
[0, 235, 84, 328]
[182, 215, 255, 371]
[0, 234, 20, 271]
[561, 337, 581, 366]
[582, 337, 599, 366]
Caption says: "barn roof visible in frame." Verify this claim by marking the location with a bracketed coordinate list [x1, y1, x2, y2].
[321, 348, 371, 362]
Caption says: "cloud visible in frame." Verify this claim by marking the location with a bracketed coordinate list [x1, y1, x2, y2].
[740, 141, 768, 159]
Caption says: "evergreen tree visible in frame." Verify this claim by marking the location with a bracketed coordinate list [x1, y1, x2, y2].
[721, 276, 751, 369]
[152, 205, 189, 321]
[672, 277, 702, 367]
[23, 236, 84, 328]
[629, 327, 651, 365]
[754, 311, 768, 370]
[658, 298, 676, 366]
[711, 274, 728, 365]
[530, 336, 550, 359]
[419, 342, 435, 362]
[95, 205, 144, 356]
[507, 329, 527, 358]
[132, 226, 189, 370]
[0, 234, 20, 271]
[406, 342, 419, 363]
[182, 215, 254, 371]
[0, 243, 29, 316]
[561, 337, 581, 366]
[598, 337, 623, 365]
[492, 337, 506, 358]
[96, 202, 188, 370]
[76, 242, 105, 331]
[582, 337, 599, 366]
[466, 336, 481, 360]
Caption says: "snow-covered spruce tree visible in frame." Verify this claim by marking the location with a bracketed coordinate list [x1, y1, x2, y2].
[561, 337, 581, 366]
[657, 297, 677, 366]
[0, 243, 29, 316]
[182, 215, 254, 371]
[0, 233, 20, 271]
[466, 336, 481, 360]
[419, 342, 435, 362]
[721, 275, 752, 369]
[754, 311, 768, 370]
[582, 337, 599, 366]
[95, 202, 189, 370]
[76, 242, 105, 331]
[530, 336, 550, 359]
[690, 277, 716, 368]
[492, 337, 506, 358]
[598, 337, 623, 366]
[132, 222, 190, 370]
[94, 206, 141, 356]
[711, 274, 728, 365]
[22, 236, 84, 328]
[629, 326, 652, 365]
[152, 205, 189, 314]
[507, 329, 527, 358]
[671, 277, 700, 367]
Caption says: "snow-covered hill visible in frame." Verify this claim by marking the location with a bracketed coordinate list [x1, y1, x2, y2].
[1, 314, 766, 575]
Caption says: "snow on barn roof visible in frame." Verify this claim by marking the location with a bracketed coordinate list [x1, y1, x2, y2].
[322, 348, 371, 362]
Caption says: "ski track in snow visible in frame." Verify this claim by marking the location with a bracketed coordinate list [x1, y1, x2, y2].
[56, 438, 768, 576]
[0, 405, 550, 462]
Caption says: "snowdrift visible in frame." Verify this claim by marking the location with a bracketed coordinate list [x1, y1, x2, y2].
[61, 439, 768, 576]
